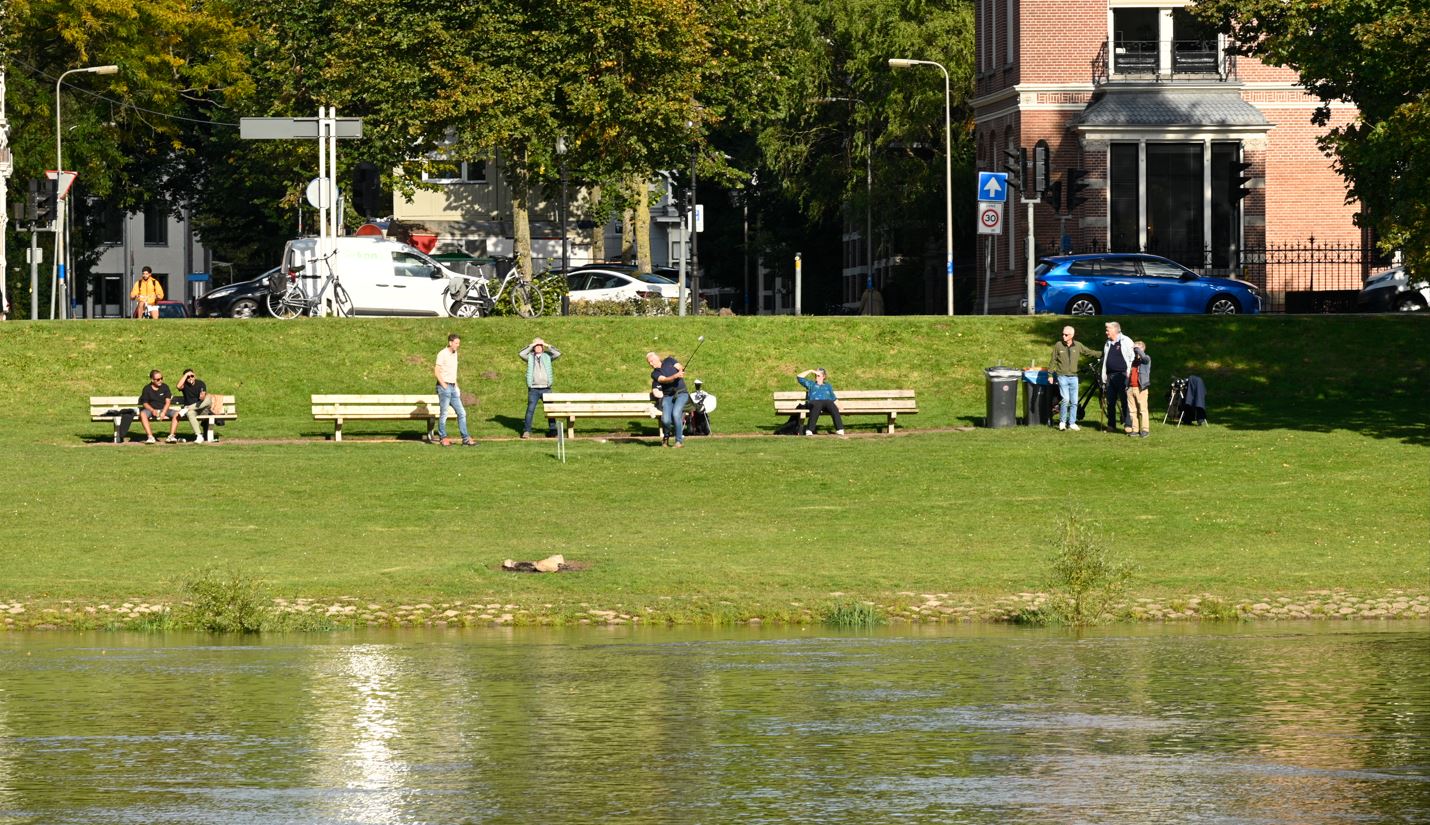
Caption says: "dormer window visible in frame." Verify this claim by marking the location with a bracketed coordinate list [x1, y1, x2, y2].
[1109, 4, 1225, 79]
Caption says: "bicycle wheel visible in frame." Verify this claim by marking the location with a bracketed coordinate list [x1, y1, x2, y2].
[332, 282, 354, 317]
[267, 285, 306, 319]
[510, 281, 544, 318]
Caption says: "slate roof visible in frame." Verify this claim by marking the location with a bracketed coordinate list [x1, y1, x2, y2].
[1073, 91, 1271, 128]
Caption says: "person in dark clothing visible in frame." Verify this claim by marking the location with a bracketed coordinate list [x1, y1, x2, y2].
[796, 368, 846, 436]
[176, 369, 213, 443]
[138, 369, 181, 443]
[646, 351, 689, 447]
[1100, 321, 1135, 433]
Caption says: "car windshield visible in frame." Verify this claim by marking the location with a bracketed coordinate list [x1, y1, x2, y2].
[635, 272, 676, 285]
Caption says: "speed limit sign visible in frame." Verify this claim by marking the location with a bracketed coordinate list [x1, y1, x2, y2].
[977, 202, 1005, 235]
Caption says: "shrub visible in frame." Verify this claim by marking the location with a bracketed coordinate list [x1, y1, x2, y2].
[821, 600, 883, 628]
[1032, 512, 1135, 626]
[179, 568, 269, 633]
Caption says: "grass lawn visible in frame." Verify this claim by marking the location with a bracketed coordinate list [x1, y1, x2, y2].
[0, 314, 1425, 624]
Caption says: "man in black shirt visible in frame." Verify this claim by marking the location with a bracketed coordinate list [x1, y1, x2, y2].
[646, 351, 689, 448]
[138, 369, 181, 443]
[176, 369, 213, 443]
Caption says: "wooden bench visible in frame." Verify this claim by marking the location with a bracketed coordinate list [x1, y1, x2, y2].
[541, 392, 659, 437]
[89, 395, 239, 443]
[310, 394, 455, 442]
[773, 389, 918, 434]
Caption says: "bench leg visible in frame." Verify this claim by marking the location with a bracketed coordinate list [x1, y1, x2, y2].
[567, 416, 575, 438]
[887, 413, 896, 434]
[427, 417, 436, 442]
[334, 419, 343, 443]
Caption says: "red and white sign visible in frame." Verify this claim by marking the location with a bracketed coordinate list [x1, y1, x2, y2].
[977, 202, 1004, 235]
[45, 170, 78, 200]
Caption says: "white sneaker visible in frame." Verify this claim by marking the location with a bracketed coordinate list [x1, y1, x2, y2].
[165, 435, 178, 443]
[803, 430, 814, 437]
[1058, 421, 1067, 431]
[1069, 423, 1080, 431]
[145, 436, 156, 444]
[835, 429, 845, 436]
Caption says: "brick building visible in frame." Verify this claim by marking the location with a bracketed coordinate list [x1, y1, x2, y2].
[973, 0, 1364, 313]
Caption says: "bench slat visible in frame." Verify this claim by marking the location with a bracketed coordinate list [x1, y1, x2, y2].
[542, 393, 653, 402]
[311, 394, 439, 404]
[772, 389, 915, 400]
[311, 406, 445, 418]
[544, 407, 657, 417]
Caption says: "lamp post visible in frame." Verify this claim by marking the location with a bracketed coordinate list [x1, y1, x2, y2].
[555, 135, 569, 274]
[54, 64, 118, 319]
[816, 97, 875, 304]
[887, 57, 953, 315]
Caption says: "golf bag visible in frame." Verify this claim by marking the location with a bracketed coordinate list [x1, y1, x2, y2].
[683, 382, 715, 436]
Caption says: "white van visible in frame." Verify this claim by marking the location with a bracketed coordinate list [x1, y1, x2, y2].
[280, 236, 480, 317]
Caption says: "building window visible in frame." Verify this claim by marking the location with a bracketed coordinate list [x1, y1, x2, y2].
[1109, 141, 1244, 269]
[143, 209, 168, 246]
[99, 203, 125, 245]
[1109, 144, 1140, 252]
[1111, 8, 1159, 74]
[1005, 0, 1014, 66]
[1172, 9, 1220, 73]
[1146, 144, 1204, 260]
[422, 159, 487, 184]
[1210, 142, 1240, 268]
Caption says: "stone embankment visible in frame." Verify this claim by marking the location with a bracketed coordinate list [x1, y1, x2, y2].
[1, 590, 1426, 631]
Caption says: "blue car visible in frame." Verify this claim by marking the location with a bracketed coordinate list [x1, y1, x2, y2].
[1034, 253, 1262, 315]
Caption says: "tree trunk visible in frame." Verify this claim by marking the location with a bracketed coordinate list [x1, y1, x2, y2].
[510, 152, 534, 280]
[587, 184, 605, 261]
[629, 173, 653, 274]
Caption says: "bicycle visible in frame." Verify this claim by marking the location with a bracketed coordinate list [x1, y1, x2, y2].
[267, 259, 353, 319]
[445, 258, 546, 318]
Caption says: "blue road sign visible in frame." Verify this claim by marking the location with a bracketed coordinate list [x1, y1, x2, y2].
[978, 172, 1009, 203]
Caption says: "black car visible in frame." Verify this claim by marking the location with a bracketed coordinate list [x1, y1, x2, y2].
[1356, 266, 1428, 312]
[194, 268, 279, 318]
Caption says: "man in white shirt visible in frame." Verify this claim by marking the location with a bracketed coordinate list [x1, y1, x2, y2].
[1101, 321, 1136, 433]
[434, 333, 474, 446]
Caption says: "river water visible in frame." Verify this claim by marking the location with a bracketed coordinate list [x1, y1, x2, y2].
[0, 622, 1425, 824]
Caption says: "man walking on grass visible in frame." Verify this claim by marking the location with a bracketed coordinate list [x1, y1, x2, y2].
[435, 333, 474, 447]
[1101, 321, 1136, 434]
[1050, 325, 1099, 431]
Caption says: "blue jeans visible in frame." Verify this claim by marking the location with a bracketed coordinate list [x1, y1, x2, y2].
[1057, 375, 1079, 425]
[660, 391, 689, 443]
[436, 383, 468, 439]
[524, 387, 552, 434]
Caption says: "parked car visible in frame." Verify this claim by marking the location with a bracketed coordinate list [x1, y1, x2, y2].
[1034, 253, 1262, 315]
[193, 268, 279, 318]
[151, 300, 189, 319]
[565, 267, 679, 302]
[1356, 265, 1427, 312]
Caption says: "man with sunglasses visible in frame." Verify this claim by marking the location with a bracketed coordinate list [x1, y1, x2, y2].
[138, 369, 181, 443]
[1049, 325, 1099, 431]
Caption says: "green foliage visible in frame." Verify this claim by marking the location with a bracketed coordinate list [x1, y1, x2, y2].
[820, 601, 884, 628]
[566, 297, 677, 317]
[179, 568, 269, 634]
[1035, 513, 1135, 626]
[1195, 0, 1430, 272]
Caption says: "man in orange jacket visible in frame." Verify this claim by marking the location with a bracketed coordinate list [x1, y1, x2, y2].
[130, 266, 163, 318]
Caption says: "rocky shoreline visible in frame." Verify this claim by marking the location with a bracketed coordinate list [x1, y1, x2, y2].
[2, 589, 1426, 632]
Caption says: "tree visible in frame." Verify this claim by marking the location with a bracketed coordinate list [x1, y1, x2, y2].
[1195, 0, 1430, 272]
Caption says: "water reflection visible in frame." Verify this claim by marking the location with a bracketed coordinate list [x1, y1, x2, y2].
[0, 623, 1424, 824]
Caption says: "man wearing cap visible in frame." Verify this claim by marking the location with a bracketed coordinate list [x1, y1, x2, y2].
[519, 337, 561, 439]
[1049, 326, 1099, 431]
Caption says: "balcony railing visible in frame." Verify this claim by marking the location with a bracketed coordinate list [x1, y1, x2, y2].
[1092, 40, 1236, 85]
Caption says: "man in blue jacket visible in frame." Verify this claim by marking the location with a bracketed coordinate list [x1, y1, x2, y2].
[797, 368, 846, 437]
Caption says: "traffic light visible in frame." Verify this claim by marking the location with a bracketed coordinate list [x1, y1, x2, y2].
[1003, 147, 1027, 191]
[1230, 160, 1253, 202]
[1045, 179, 1063, 213]
[353, 162, 381, 218]
[33, 178, 59, 225]
[1032, 141, 1050, 197]
[24, 179, 42, 224]
[1066, 168, 1090, 212]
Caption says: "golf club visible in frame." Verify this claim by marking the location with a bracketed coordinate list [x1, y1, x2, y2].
[682, 335, 707, 372]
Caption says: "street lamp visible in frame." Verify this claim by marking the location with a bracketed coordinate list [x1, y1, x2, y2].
[887, 57, 954, 315]
[555, 135, 569, 275]
[816, 97, 875, 306]
[54, 63, 118, 319]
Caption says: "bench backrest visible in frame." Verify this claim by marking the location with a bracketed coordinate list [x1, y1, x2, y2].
[773, 389, 917, 414]
[310, 394, 440, 417]
[542, 392, 658, 417]
[90, 395, 238, 417]
[772, 389, 916, 401]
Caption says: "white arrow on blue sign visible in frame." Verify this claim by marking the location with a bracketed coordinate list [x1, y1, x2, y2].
[978, 171, 1008, 203]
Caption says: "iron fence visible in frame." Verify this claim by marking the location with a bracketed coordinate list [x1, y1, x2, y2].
[1071, 242, 1389, 313]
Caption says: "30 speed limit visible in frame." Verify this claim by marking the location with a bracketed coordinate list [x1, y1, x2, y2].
[977, 202, 1005, 235]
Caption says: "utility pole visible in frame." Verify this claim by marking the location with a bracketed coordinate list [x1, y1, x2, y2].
[0, 69, 11, 319]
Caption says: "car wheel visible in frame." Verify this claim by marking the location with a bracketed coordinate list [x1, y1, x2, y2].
[1207, 295, 1240, 314]
[451, 301, 482, 318]
[228, 298, 260, 319]
[1065, 296, 1100, 316]
[1394, 295, 1426, 312]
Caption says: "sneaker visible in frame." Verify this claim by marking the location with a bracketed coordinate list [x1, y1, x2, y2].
[1139, 431, 1149, 438]
[835, 429, 846, 436]
[1127, 431, 1139, 437]
[673, 441, 684, 448]
[145, 436, 156, 444]
[662, 435, 670, 447]
[520, 432, 530, 439]
[1058, 421, 1067, 431]
[191, 436, 203, 443]
[1069, 423, 1080, 431]
[165, 435, 178, 443]
[462, 438, 476, 447]
[803, 430, 815, 437]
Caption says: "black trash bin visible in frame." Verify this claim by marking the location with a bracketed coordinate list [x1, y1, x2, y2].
[985, 367, 1020, 428]
[1022, 369, 1055, 426]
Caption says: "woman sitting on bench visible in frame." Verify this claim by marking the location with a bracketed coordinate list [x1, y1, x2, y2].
[796, 368, 845, 437]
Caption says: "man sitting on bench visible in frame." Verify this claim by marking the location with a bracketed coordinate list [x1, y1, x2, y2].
[139, 369, 181, 443]
[796, 368, 845, 437]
